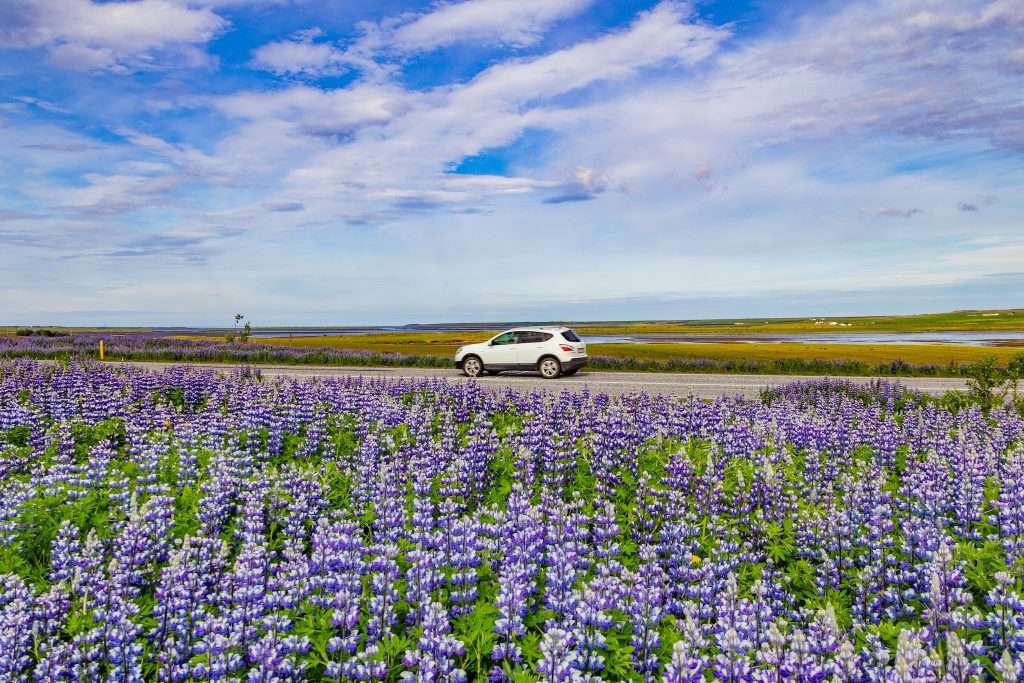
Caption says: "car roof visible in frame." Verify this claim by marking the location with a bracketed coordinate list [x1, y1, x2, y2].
[501, 326, 571, 333]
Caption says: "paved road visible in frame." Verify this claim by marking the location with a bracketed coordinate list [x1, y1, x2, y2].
[111, 361, 969, 399]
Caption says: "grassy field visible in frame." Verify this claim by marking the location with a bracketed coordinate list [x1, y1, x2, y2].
[249, 332, 487, 355]
[249, 333, 1023, 368]
[574, 308, 1024, 335]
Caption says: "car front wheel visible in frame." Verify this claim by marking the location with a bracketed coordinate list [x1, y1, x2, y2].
[462, 356, 483, 377]
[538, 356, 561, 379]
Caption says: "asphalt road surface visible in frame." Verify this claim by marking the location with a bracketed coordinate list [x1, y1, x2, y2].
[110, 361, 969, 399]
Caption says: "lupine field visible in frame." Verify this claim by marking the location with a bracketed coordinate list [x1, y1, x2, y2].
[2, 361, 1024, 682]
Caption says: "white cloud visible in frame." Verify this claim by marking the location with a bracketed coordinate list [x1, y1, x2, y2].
[0, 0, 226, 71]
[386, 0, 594, 52]
[250, 30, 347, 77]
[57, 173, 182, 215]
[533, 0, 1024, 198]
[116, 129, 227, 181]
[250, 0, 594, 76]
[261, 2, 725, 211]
[458, 2, 721, 103]
[213, 83, 404, 125]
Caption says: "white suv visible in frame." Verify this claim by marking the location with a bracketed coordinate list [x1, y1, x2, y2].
[455, 327, 588, 378]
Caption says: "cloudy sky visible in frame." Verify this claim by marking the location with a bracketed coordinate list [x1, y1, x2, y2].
[1, 0, 1022, 325]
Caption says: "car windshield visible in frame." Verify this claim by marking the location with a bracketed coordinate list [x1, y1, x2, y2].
[561, 329, 581, 342]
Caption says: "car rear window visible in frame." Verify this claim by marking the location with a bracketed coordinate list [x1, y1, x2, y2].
[561, 330, 581, 342]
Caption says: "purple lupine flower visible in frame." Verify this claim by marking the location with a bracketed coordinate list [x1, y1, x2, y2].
[444, 513, 483, 619]
[406, 545, 445, 626]
[830, 637, 859, 683]
[151, 536, 227, 682]
[311, 518, 365, 661]
[591, 501, 622, 578]
[995, 452, 1024, 567]
[805, 603, 841, 673]
[195, 540, 269, 677]
[543, 538, 578, 621]
[938, 631, 983, 683]
[890, 629, 937, 683]
[245, 615, 310, 683]
[714, 627, 753, 683]
[625, 547, 668, 682]
[569, 582, 615, 677]
[0, 574, 34, 680]
[994, 650, 1021, 682]
[93, 590, 145, 683]
[535, 627, 579, 683]
[490, 562, 533, 679]
[49, 520, 81, 584]
[335, 643, 388, 682]
[366, 543, 402, 643]
[921, 540, 977, 642]
[663, 604, 706, 683]
[784, 628, 826, 683]
[985, 571, 1024, 655]
[714, 574, 757, 652]
[278, 465, 326, 542]
[753, 621, 787, 680]
[401, 600, 467, 683]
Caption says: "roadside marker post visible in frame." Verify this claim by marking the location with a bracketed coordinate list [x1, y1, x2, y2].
[99, 339, 105, 361]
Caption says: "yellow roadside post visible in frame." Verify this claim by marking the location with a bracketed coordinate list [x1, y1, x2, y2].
[99, 339, 105, 361]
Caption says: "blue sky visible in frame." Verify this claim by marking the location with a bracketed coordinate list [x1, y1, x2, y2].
[1, 0, 1022, 325]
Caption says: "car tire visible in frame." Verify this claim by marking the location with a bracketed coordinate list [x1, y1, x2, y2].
[462, 355, 483, 377]
[538, 356, 562, 379]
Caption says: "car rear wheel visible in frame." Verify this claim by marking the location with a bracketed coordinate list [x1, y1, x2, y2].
[538, 356, 561, 379]
[462, 356, 483, 377]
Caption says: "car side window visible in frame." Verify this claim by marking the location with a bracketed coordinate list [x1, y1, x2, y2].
[540, 333, 553, 341]
[491, 332, 517, 345]
[518, 331, 542, 343]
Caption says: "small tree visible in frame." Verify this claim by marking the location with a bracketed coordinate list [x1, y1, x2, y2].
[240, 320, 252, 342]
[1007, 352, 1024, 415]
[225, 313, 245, 343]
[964, 356, 1006, 412]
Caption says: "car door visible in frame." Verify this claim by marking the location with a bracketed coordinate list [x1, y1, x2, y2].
[483, 331, 519, 368]
[514, 331, 548, 367]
